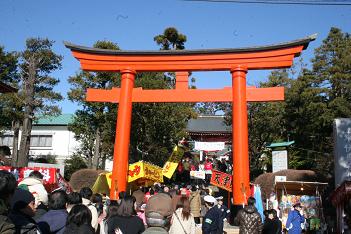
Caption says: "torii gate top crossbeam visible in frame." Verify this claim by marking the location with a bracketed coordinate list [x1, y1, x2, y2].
[64, 34, 316, 72]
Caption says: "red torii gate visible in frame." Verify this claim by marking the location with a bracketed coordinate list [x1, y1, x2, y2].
[65, 35, 315, 204]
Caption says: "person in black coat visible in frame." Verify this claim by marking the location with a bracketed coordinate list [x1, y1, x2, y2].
[271, 209, 282, 234]
[107, 195, 145, 234]
[9, 188, 42, 234]
[263, 209, 282, 234]
[64, 204, 94, 234]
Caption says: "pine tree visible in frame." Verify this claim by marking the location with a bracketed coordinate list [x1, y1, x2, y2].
[16, 38, 63, 167]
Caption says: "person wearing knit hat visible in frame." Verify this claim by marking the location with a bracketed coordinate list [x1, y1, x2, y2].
[18, 171, 49, 207]
[9, 188, 42, 234]
[18, 171, 49, 220]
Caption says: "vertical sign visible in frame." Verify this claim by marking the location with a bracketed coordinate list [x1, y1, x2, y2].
[333, 118, 351, 186]
[272, 150, 288, 173]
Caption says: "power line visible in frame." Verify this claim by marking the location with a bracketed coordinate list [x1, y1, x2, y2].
[183, 0, 351, 6]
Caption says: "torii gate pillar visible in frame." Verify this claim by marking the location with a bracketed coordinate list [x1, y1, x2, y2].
[231, 65, 250, 203]
[111, 69, 136, 197]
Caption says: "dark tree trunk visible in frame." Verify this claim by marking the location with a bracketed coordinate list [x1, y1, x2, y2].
[18, 112, 33, 167]
[17, 57, 36, 167]
[11, 120, 20, 166]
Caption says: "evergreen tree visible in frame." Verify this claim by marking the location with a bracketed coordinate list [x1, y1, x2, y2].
[12, 38, 63, 167]
[130, 27, 195, 165]
[0, 46, 20, 131]
[154, 27, 187, 50]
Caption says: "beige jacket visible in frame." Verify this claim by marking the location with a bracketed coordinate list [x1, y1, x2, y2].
[82, 198, 98, 231]
[169, 208, 195, 234]
[189, 191, 201, 218]
[18, 177, 48, 206]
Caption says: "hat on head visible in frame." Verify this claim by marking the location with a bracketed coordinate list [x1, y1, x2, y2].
[204, 195, 217, 204]
[146, 193, 173, 217]
[293, 203, 302, 208]
[11, 188, 35, 211]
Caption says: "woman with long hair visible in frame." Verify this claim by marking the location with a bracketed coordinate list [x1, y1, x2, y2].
[169, 196, 196, 234]
[107, 195, 145, 234]
[64, 204, 94, 234]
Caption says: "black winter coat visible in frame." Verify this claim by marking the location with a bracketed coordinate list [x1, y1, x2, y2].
[234, 205, 263, 234]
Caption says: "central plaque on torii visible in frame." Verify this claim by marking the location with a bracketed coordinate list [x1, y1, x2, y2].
[65, 34, 316, 204]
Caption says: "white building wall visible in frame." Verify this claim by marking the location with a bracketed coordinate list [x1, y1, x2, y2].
[28, 125, 80, 162]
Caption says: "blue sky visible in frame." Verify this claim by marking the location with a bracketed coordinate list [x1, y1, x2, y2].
[1, 0, 350, 114]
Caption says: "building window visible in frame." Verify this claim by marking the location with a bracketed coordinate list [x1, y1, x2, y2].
[0, 134, 52, 147]
[0, 135, 13, 147]
[30, 135, 52, 147]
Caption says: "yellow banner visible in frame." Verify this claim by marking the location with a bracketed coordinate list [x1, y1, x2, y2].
[105, 172, 112, 188]
[143, 162, 163, 183]
[127, 161, 163, 183]
[128, 161, 144, 182]
[162, 146, 185, 178]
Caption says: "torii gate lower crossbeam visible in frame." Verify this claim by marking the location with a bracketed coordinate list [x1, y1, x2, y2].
[65, 34, 315, 204]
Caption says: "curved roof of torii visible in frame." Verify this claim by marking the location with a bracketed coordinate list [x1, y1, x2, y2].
[64, 34, 316, 72]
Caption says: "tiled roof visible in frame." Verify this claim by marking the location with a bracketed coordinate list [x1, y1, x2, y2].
[266, 141, 295, 148]
[186, 116, 232, 133]
[34, 114, 74, 125]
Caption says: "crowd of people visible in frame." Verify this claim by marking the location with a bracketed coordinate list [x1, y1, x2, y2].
[176, 155, 232, 185]
[0, 167, 308, 234]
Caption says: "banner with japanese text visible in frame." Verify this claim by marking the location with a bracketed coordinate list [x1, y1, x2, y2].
[162, 146, 185, 178]
[0, 166, 72, 193]
[127, 161, 163, 183]
[0, 166, 57, 184]
[210, 169, 232, 191]
[143, 162, 163, 182]
[128, 161, 144, 182]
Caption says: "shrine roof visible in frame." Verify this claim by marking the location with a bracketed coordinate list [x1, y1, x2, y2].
[266, 141, 295, 148]
[187, 115, 232, 133]
[34, 114, 74, 126]
[64, 34, 316, 55]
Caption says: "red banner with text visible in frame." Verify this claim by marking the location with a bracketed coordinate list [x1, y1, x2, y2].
[210, 169, 232, 191]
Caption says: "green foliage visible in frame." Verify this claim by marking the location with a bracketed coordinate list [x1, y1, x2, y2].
[0, 46, 18, 83]
[68, 40, 120, 169]
[130, 72, 196, 166]
[194, 102, 227, 115]
[20, 38, 63, 116]
[222, 27, 350, 180]
[0, 46, 20, 130]
[64, 154, 88, 181]
[15, 38, 63, 166]
[154, 27, 187, 50]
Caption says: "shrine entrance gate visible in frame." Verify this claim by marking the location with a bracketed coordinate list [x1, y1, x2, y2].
[65, 34, 315, 204]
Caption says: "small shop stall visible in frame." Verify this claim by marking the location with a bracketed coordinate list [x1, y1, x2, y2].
[272, 181, 328, 232]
